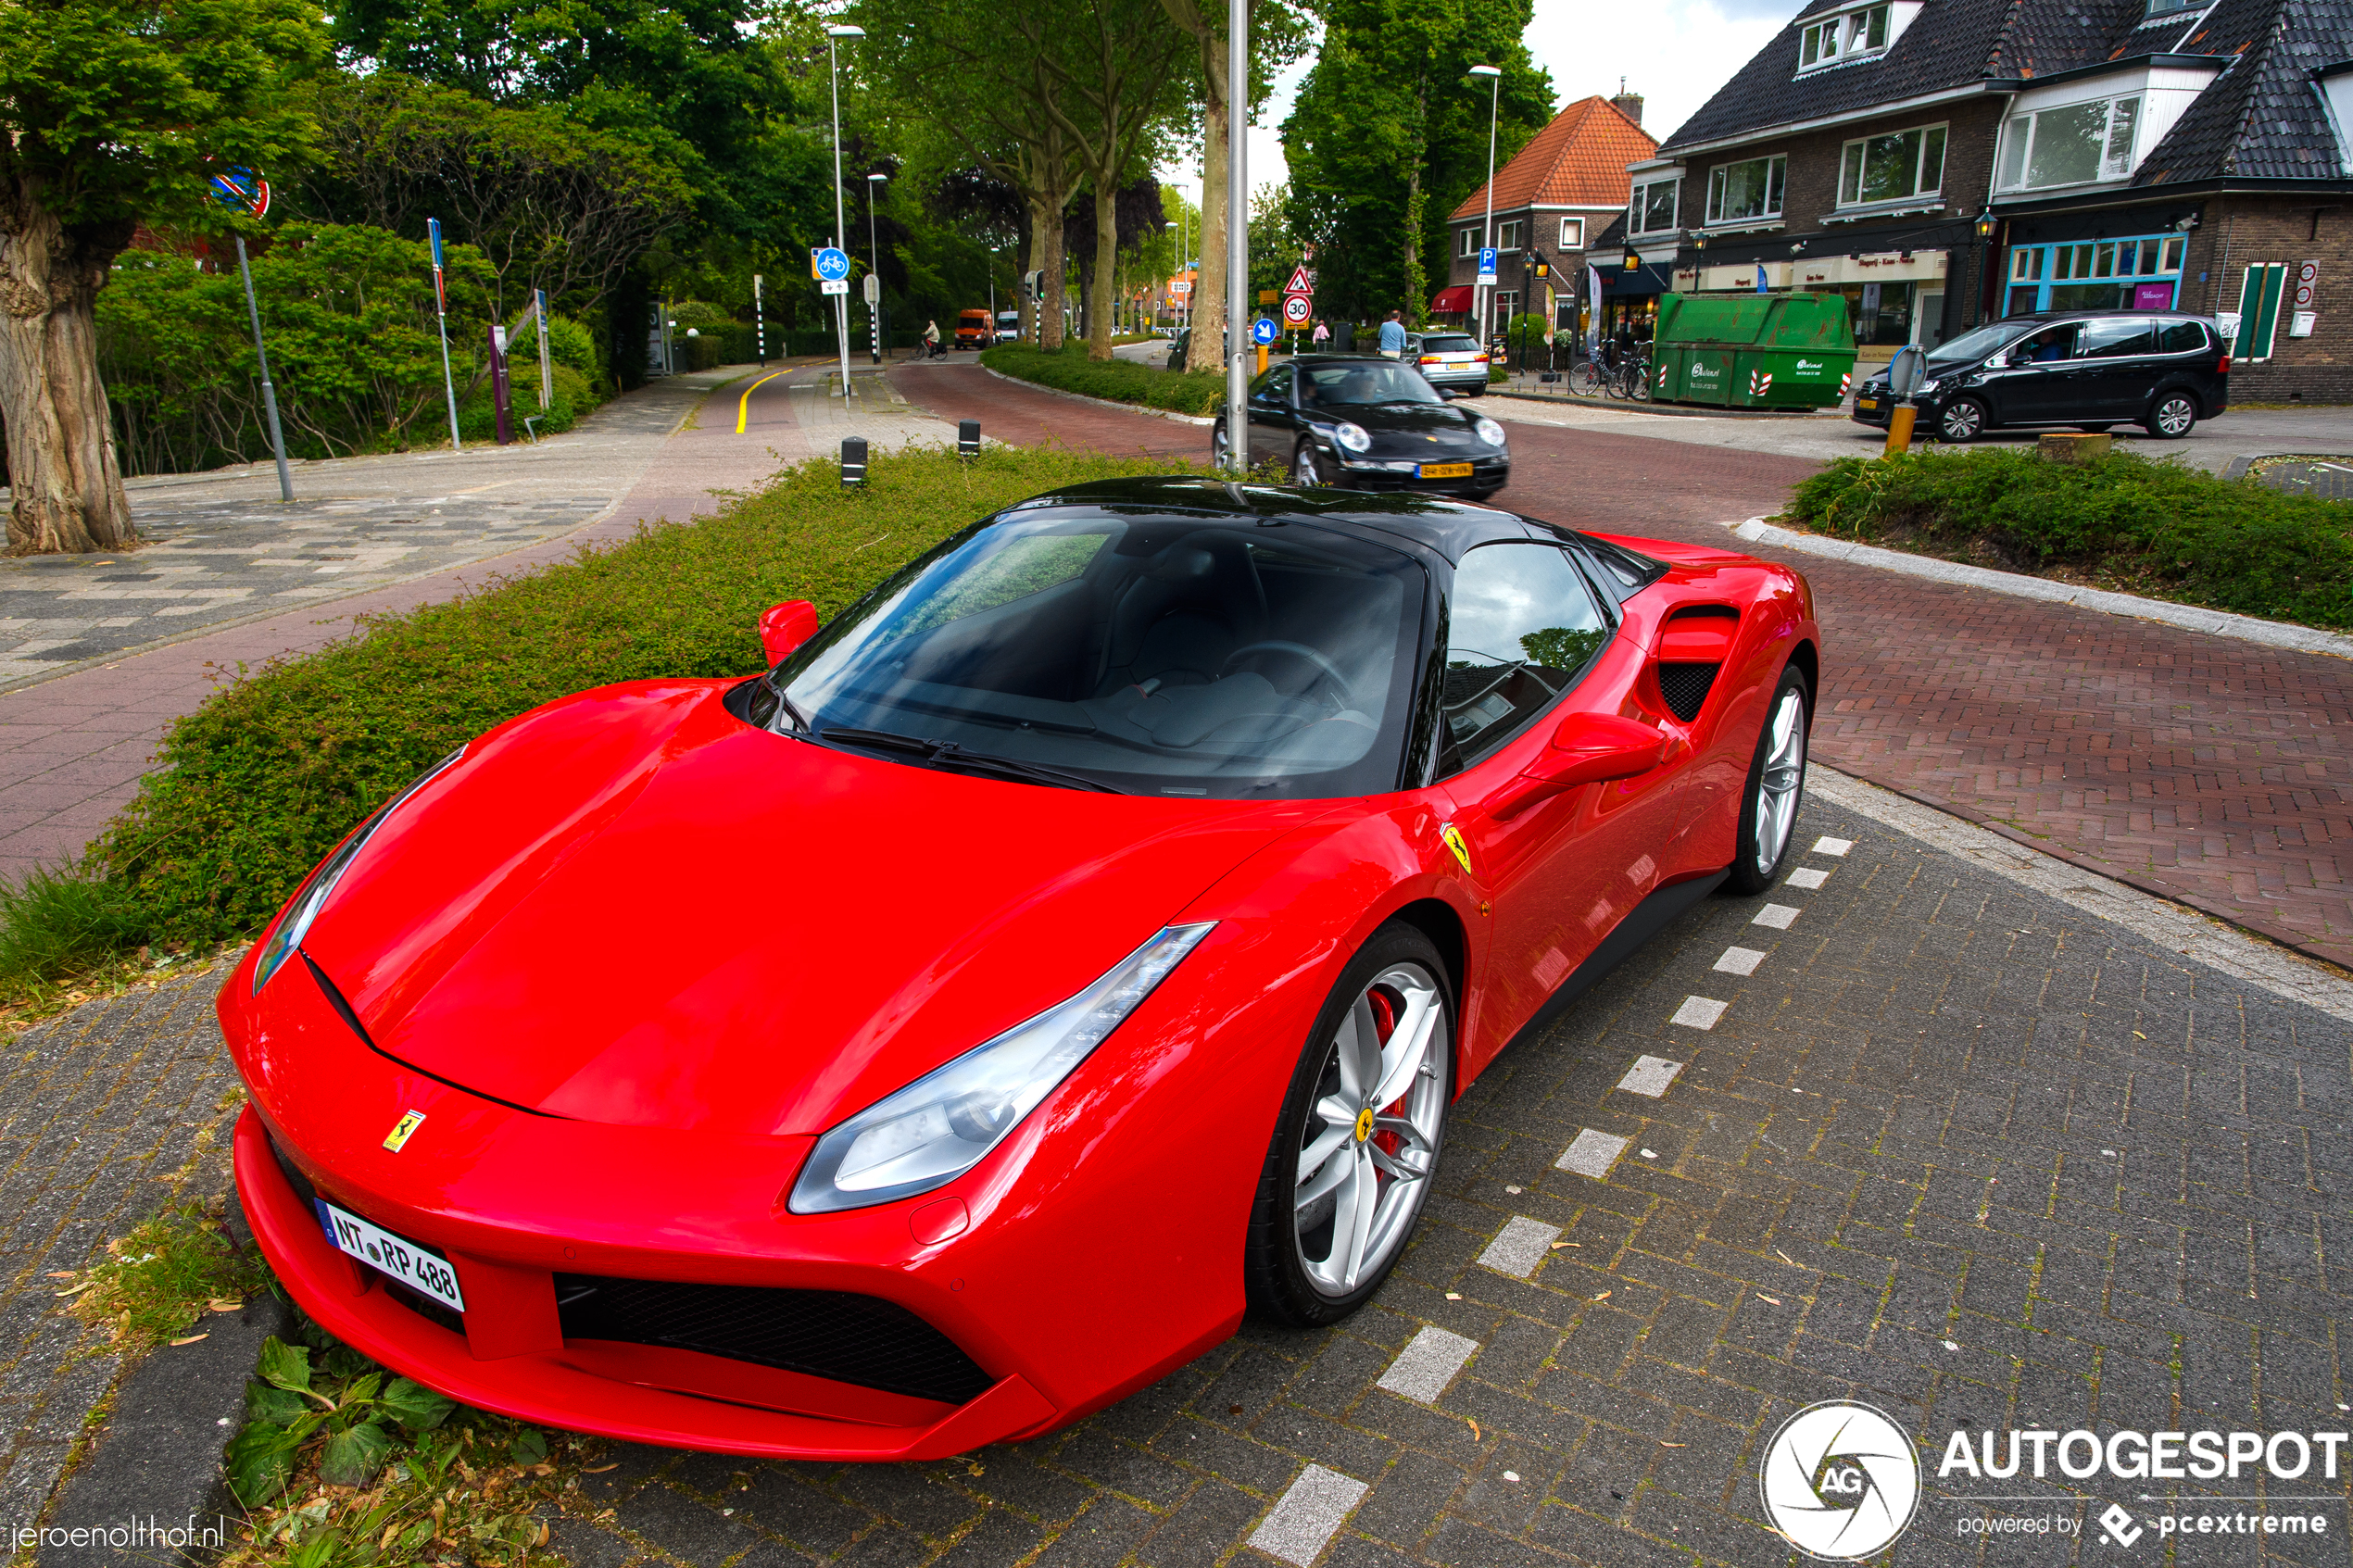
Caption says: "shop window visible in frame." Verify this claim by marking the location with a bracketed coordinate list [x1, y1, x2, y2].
[1997, 95, 2143, 191]
[1629, 179, 1680, 236]
[2001, 232, 2184, 315]
[1558, 217, 1584, 249]
[1799, 3, 1891, 73]
[1705, 155, 1786, 225]
[1838, 123, 1946, 207]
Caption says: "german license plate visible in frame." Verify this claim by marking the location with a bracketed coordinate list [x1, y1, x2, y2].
[317, 1199, 466, 1312]
[1420, 462, 1473, 479]
[1856, 398, 1879, 410]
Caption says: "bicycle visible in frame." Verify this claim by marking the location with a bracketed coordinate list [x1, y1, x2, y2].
[1615, 349, 1652, 401]
[1570, 356, 1604, 396]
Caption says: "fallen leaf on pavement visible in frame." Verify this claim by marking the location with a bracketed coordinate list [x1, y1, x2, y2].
[169, 1334, 208, 1346]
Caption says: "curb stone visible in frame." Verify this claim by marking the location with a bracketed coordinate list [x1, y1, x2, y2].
[1725, 514, 2353, 659]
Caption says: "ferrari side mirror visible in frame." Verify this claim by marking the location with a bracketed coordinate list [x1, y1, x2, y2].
[1491, 712, 1667, 821]
[758, 600, 820, 665]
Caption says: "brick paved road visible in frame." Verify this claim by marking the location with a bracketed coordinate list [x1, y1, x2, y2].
[896, 368, 2353, 971]
[526, 779, 2353, 1568]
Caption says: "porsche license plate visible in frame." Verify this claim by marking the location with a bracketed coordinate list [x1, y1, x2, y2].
[1420, 462, 1473, 479]
[317, 1199, 466, 1312]
[1856, 398, 1879, 410]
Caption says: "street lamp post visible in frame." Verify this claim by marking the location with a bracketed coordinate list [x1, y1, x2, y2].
[866, 170, 887, 363]
[1225, 0, 1248, 473]
[1470, 64, 1503, 347]
[825, 23, 863, 398]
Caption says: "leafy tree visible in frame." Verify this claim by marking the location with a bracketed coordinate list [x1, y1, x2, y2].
[0, 0, 326, 551]
[1282, 0, 1548, 324]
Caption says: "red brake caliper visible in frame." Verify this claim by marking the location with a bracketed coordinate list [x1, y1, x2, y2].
[1365, 987, 1404, 1165]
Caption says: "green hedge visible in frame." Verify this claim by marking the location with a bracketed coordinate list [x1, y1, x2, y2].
[980, 343, 1226, 416]
[1786, 446, 2353, 630]
[53, 445, 1191, 968]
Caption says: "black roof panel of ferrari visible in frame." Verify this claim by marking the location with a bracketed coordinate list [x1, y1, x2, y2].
[1023, 476, 1534, 563]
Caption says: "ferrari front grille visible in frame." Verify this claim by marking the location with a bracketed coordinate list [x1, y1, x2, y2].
[1657, 662, 1720, 722]
[553, 1275, 993, 1405]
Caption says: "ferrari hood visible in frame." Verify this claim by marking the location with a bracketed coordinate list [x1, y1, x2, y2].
[296, 680, 1332, 1137]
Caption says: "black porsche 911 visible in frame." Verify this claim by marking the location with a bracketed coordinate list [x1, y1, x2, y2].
[1212, 355, 1510, 500]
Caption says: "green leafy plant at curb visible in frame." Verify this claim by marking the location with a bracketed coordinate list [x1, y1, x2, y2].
[1785, 446, 2353, 630]
[981, 342, 1227, 415]
[228, 1336, 458, 1505]
[62, 1193, 265, 1351]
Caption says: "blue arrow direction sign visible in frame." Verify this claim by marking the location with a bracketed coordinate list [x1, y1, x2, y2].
[1477, 246, 1498, 285]
[814, 246, 851, 282]
[1252, 317, 1278, 345]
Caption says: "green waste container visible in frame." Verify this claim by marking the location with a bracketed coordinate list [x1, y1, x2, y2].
[1651, 292, 1857, 408]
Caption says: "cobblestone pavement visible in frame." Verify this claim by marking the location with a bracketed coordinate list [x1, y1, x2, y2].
[524, 774, 2353, 1568]
[0, 961, 242, 1536]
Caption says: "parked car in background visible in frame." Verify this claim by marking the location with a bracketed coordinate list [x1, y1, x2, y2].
[1215, 356, 1509, 498]
[997, 311, 1021, 342]
[1165, 327, 1229, 370]
[1849, 311, 2229, 443]
[954, 310, 995, 351]
[1403, 333, 1491, 396]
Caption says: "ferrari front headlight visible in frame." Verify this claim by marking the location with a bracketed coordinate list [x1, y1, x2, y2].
[1333, 420, 1372, 453]
[251, 747, 466, 994]
[789, 922, 1216, 1213]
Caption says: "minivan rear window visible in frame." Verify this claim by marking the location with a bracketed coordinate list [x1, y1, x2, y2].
[2081, 319, 2157, 358]
[2158, 320, 2208, 353]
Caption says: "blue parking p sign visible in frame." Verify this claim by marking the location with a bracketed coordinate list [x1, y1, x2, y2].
[1477, 246, 1499, 284]
[1252, 317, 1278, 345]
[814, 247, 851, 282]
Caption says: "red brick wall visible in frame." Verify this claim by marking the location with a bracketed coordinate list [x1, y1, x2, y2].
[1680, 99, 2007, 239]
[2183, 196, 2353, 404]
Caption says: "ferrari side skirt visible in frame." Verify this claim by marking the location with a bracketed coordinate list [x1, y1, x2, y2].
[1504, 869, 1730, 1056]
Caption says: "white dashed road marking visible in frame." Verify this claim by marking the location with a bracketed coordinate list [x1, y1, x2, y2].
[1813, 836, 1854, 856]
[1617, 1054, 1685, 1097]
[1752, 904, 1801, 929]
[1556, 1128, 1630, 1178]
[1478, 1216, 1561, 1277]
[1377, 1325, 1479, 1403]
[1249, 1465, 1370, 1565]
[1713, 947, 1766, 976]
[1785, 867, 1830, 889]
[1669, 996, 1728, 1030]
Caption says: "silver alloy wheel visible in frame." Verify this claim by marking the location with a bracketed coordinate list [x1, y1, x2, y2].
[1212, 421, 1229, 466]
[1295, 444, 1323, 485]
[1293, 961, 1447, 1298]
[1940, 400, 1982, 441]
[1753, 685, 1806, 876]
[2154, 395, 2196, 436]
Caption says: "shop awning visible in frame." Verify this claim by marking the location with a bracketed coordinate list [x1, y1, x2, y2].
[1428, 285, 1474, 313]
[1601, 263, 1674, 298]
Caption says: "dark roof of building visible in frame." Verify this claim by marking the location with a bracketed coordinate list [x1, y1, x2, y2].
[1661, 0, 2352, 189]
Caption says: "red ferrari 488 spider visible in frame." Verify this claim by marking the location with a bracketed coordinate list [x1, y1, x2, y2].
[223, 477, 1819, 1461]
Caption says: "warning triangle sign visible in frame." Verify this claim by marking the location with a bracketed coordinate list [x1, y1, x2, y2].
[1284, 263, 1313, 295]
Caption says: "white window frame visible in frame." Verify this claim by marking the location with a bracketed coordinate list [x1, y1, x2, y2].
[1705, 155, 1787, 226]
[1498, 219, 1522, 250]
[1997, 94, 2145, 191]
[1798, 3, 1892, 74]
[1836, 121, 1947, 208]
[1629, 177, 1680, 236]
[1559, 217, 1584, 249]
[1459, 228, 1478, 258]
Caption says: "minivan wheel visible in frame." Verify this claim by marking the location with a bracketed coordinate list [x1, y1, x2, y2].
[1935, 397, 1987, 443]
[2145, 392, 2197, 439]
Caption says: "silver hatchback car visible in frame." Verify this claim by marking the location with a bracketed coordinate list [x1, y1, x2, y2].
[1403, 332, 1492, 395]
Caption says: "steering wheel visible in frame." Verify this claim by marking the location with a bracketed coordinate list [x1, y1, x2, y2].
[1220, 640, 1353, 701]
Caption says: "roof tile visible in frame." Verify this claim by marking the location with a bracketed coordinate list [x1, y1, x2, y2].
[1446, 97, 1660, 220]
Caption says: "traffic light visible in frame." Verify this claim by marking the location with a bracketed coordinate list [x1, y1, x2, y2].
[1024, 270, 1043, 302]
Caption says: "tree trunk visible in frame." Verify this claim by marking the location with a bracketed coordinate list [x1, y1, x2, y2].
[1403, 165, 1426, 328]
[1186, 65, 1228, 373]
[0, 189, 135, 555]
[1036, 197, 1068, 351]
[1088, 180, 1119, 360]
[1024, 201, 1049, 343]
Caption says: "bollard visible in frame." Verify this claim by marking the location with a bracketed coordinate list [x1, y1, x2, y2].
[1882, 403, 1916, 458]
[959, 419, 980, 458]
[841, 436, 868, 487]
[1256, 345, 1269, 376]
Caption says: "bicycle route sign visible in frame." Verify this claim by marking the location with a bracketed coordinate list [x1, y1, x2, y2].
[814, 247, 850, 282]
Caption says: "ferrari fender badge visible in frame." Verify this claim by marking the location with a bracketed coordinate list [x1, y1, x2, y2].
[1440, 822, 1473, 875]
[383, 1110, 426, 1153]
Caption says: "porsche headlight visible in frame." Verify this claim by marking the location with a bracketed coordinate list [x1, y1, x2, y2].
[1333, 420, 1372, 453]
[251, 747, 466, 994]
[1472, 416, 1507, 447]
[789, 922, 1215, 1214]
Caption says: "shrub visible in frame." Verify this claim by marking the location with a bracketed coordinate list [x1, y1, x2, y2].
[68, 445, 1193, 962]
[980, 342, 1227, 416]
[1786, 446, 2353, 630]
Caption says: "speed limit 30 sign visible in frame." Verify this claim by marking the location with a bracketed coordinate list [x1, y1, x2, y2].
[1282, 293, 1312, 325]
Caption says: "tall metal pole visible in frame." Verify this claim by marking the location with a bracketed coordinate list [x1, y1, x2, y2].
[755, 273, 766, 367]
[1225, 0, 1249, 473]
[867, 172, 886, 363]
[429, 218, 461, 452]
[1476, 69, 1501, 345]
[826, 27, 862, 399]
[232, 237, 294, 501]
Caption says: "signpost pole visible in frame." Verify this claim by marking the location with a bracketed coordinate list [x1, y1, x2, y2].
[233, 236, 294, 502]
[488, 321, 512, 445]
[754, 274, 766, 367]
[430, 219, 462, 452]
[1225, 0, 1248, 474]
[535, 289, 553, 411]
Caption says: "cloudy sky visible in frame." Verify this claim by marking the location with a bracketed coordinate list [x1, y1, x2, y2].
[1162, 0, 1793, 210]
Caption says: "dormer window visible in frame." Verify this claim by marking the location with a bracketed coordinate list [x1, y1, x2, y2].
[1799, 4, 1891, 72]
[2145, 0, 2200, 14]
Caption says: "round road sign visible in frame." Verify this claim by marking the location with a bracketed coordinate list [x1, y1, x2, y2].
[814, 247, 851, 282]
[1282, 294, 1312, 325]
[1252, 317, 1279, 345]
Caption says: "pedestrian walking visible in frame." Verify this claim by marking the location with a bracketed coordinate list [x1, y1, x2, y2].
[1312, 318, 1330, 352]
[1377, 310, 1405, 358]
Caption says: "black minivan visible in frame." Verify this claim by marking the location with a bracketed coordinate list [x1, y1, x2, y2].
[1850, 311, 2229, 443]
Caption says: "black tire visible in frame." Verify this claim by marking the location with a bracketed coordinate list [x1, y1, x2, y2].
[1245, 922, 1453, 1327]
[2145, 391, 2197, 439]
[1721, 663, 1812, 897]
[1935, 396, 1988, 444]
[1465, 383, 1486, 396]
[1211, 420, 1230, 468]
[1292, 440, 1340, 488]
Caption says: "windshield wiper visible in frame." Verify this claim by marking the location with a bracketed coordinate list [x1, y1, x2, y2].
[818, 726, 1124, 794]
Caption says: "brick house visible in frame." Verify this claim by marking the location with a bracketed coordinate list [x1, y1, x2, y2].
[1630, 0, 2353, 395]
[1439, 94, 1658, 337]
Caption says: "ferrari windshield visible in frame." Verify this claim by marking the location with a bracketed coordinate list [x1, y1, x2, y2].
[768, 507, 1428, 798]
[1300, 362, 1445, 407]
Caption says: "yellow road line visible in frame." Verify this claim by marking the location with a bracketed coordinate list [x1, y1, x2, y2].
[736, 370, 788, 433]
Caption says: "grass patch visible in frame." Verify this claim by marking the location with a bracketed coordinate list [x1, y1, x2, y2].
[61, 1194, 266, 1353]
[1784, 445, 2353, 630]
[981, 342, 1226, 415]
[0, 445, 1192, 995]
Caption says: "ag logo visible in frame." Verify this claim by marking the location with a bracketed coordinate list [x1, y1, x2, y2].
[1758, 1399, 1920, 1560]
